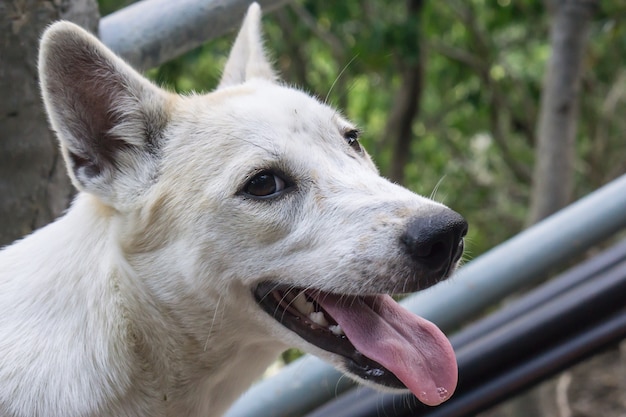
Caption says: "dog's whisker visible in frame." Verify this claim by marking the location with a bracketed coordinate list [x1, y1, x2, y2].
[226, 133, 281, 160]
[204, 296, 223, 352]
[278, 287, 300, 323]
[430, 175, 447, 203]
[325, 55, 359, 105]
[334, 373, 349, 398]
[401, 277, 409, 295]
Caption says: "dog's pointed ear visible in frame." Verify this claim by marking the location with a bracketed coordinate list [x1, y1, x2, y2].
[217, 2, 276, 88]
[39, 21, 171, 206]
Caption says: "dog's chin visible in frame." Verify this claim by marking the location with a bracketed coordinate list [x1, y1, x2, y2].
[253, 282, 406, 389]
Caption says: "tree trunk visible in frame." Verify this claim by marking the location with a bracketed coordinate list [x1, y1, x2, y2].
[527, 0, 598, 225]
[386, 0, 424, 185]
[387, 60, 424, 185]
[0, 0, 99, 246]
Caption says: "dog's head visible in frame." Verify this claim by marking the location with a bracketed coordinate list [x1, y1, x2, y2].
[39, 3, 466, 406]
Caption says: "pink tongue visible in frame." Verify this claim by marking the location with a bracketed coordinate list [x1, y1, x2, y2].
[316, 294, 457, 406]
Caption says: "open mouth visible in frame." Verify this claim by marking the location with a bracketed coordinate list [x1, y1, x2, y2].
[254, 283, 403, 387]
[253, 282, 458, 406]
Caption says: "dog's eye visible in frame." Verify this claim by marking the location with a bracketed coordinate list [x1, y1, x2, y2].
[243, 171, 288, 198]
[343, 129, 362, 152]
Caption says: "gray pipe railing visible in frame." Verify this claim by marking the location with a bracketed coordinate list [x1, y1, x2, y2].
[225, 173, 626, 417]
[99, 0, 291, 70]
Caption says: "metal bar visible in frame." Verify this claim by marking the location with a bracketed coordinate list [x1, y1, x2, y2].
[413, 310, 626, 417]
[404, 259, 626, 416]
[450, 238, 626, 347]
[456, 271, 626, 373]
[99, 0, 291, 70]
[225, 174, 626, 417]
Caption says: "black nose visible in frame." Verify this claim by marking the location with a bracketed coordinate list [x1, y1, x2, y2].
[400, 209, 468, 277]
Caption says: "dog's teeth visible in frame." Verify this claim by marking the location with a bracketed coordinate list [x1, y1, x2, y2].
[292, 292, 314, 315]
[329, 324, 344, 336]
[309, 311, 329, 327]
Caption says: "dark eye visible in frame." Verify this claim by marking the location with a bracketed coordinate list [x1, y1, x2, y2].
[243, 171, 288, 198]
[344, 129, 361, 152]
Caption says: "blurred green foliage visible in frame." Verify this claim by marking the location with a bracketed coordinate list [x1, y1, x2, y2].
[98, 0, 626, 258]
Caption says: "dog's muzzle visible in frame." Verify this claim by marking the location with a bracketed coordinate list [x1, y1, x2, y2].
[252, 207, 468, 406]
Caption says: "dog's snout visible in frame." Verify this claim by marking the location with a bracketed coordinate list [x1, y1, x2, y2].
[400, 209, 468, 277]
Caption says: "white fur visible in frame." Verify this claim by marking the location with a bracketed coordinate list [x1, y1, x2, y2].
[0, 4, 457, 416]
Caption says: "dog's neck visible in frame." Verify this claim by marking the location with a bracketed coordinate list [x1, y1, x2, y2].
[4, 194, 284, 416]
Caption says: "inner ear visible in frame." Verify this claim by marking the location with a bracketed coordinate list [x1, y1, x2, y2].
[39, 22, 170, 199]
[218, 3, 277, 89]
[54, 58, 133, 178]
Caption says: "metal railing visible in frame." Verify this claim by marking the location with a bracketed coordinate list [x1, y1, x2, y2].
[99, 0, 290, 70]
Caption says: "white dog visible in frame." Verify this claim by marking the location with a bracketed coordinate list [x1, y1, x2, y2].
[0, 3, 467, 416]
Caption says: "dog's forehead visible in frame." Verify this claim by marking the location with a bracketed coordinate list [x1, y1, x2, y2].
[209, 80, 353, 143]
